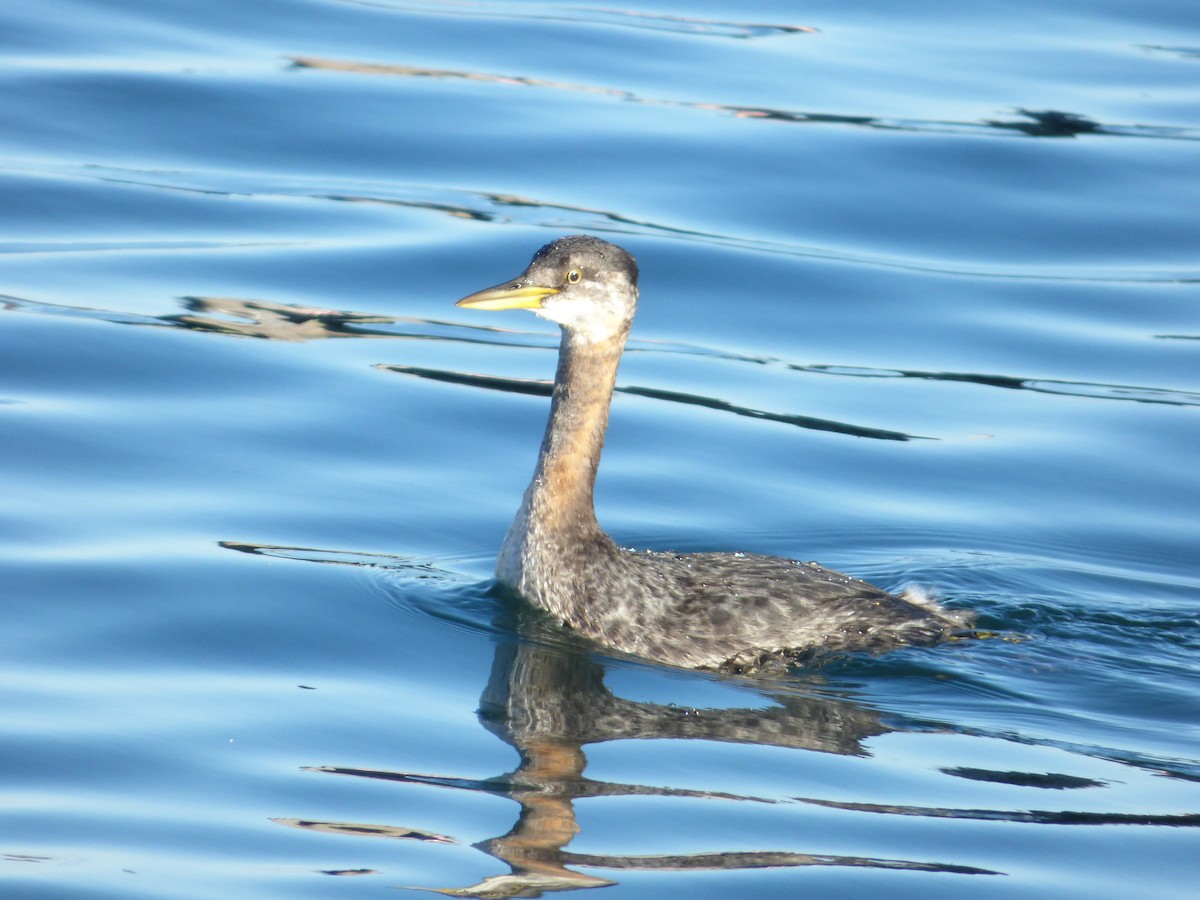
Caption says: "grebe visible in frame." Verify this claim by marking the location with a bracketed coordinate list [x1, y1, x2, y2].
[457, 235, 971, 670]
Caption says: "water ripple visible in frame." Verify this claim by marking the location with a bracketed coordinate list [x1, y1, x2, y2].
[6, 291, 1193, 419]
[6, 159, 1197, 283]
[797, 796, 1200, 827]
[291, 54, 1200, 145]
[333, 0, 817, 40]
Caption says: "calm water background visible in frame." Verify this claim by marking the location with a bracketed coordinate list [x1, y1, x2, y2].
[2, 1, 1198, 897]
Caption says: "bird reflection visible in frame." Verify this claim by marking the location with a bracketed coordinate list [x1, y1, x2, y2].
[275, 600, 995, 895]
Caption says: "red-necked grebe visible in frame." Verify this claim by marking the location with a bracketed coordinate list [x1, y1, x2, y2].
[457, 235, 971, 671]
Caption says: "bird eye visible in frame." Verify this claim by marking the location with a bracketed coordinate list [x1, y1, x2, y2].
[566, 269, 582, 284]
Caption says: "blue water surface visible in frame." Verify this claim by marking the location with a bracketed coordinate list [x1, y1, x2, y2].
[2, 1, 1198, 897]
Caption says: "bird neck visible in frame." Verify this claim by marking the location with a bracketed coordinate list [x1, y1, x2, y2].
[524, 327, 628, 540]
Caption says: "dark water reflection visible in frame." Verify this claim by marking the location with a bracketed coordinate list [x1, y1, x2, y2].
[279, 600, 1000, 895]
[15, 158, 1197, 286]
[290, 55, 1200, 145]
[7, 291, 1192, 439]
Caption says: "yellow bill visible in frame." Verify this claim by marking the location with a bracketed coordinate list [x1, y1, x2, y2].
[455, 282, 559, 311]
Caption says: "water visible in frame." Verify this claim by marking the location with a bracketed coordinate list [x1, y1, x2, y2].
[2, 1, 1198, 897]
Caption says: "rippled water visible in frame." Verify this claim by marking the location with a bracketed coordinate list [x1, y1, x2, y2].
[3, 1, 1198, 897]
